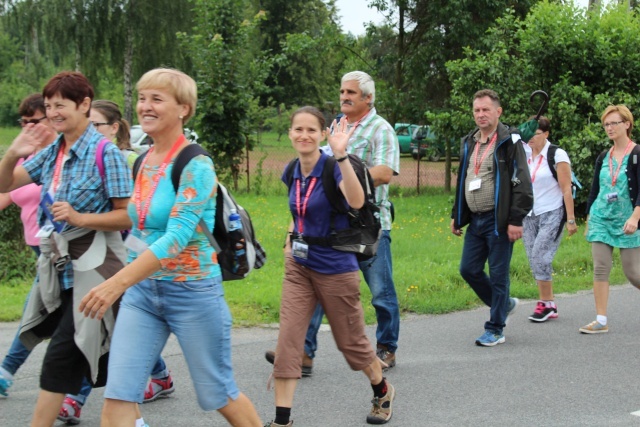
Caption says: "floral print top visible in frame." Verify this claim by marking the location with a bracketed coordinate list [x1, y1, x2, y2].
[127, 153, 220, 280]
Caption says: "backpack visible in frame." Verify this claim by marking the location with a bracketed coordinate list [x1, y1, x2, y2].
[284, 154, 382, 261]
[546, 143, 582, 240]
[132, 144, 266, 281]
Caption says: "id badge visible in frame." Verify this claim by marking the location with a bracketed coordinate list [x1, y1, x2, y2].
[35, 223, 54, 239]
[124, 233, 149, 254]
[606, 192, 618, 203]
[468, 178, 482, 192]
[292, 239, 309, 259]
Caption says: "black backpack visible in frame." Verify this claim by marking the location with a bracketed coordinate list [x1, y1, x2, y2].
[133, 144, 266, 281]
[284, 154, 382, 260]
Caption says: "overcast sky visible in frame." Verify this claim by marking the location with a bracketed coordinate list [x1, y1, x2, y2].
[335, 0, 593, 36]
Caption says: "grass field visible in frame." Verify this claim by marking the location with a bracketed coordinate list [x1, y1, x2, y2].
[0, 192, 626, 324]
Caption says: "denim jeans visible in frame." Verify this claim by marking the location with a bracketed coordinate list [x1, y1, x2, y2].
[105, 277, 239, 410]
[304, 230, 400, 356]
[459, 211, 514, 335]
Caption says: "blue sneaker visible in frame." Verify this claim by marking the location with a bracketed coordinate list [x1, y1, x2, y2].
[0, 372, 13, 397]
[475, 330, 505, 347]
[505, 297, 519, 324]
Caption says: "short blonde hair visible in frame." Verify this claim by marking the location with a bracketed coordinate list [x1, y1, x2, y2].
[136, 68, 197, 124]
[601, 104, 634, 137]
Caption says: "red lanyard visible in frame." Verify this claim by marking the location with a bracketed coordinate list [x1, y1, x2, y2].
[134, 135, 186, 230]
[528, 154, 545, 183]
[473, 132, 498, 176]
[608, 139, 634, 186]
[51, 143, 67, 194]
[295, 177, 317, 235]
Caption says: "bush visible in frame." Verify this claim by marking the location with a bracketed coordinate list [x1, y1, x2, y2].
[0, 203, 35, 281]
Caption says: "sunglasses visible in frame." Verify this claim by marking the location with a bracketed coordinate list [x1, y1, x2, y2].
[18, 116, 47, 127]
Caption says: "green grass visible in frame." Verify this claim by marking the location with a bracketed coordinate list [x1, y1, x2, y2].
[0, 193, 626, 324]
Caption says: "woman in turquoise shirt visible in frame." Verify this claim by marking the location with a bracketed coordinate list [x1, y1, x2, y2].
[580, 104, 640, 334]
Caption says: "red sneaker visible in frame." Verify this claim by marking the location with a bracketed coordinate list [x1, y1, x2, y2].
[143, 374, 175, 403]
[58, 396, 82, 425]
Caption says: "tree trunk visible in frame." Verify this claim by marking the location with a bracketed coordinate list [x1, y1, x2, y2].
[391, 1, 406, 126]
[123, 25, 134, 124]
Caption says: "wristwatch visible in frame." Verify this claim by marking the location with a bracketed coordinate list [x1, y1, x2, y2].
[567, 219, 576, 225]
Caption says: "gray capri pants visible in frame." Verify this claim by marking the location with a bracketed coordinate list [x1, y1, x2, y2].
[523, 206, 565, 281]
[592, 242, 640, 286]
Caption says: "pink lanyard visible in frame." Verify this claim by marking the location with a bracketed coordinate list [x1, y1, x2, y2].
[51, 143, 66, 194]
[134, 135, 185, 230]
[609, 139, 634, 186]
[473, 132, 498, 176]
[295, 177, 317, 235]
[528, 154, 545, 183]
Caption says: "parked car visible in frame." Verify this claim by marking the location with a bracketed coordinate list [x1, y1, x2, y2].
[130, 125, 199, 154]
[394, 123, 420, 154]
[410, 125, 457, 162]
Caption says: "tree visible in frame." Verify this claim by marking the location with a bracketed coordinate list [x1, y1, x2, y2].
[179, 0, 273, 189]
[436, 3, 640, 205]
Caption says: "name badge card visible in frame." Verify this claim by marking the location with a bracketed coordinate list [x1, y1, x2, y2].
[124, 233, 149, 254]
[469, 178, 482, 192]
[292, 239, 309, 260]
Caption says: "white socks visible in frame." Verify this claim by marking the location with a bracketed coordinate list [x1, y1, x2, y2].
[0, 366, 13, 380]
[135, 418, 146, 427]
[596, 315, 607, 326]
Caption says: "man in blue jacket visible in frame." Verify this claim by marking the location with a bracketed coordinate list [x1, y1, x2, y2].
[451, 89, 533, 346]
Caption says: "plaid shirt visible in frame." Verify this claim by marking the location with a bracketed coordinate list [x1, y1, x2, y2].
[23, 124, 132, 290]
[345, 108, 400, 230]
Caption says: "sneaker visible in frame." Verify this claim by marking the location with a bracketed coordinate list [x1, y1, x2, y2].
[0, 371, 13, 397]
[505, 297, 519, 324]
[143, 374, 175, 403]
[263, 421, 293, 427]
[376, 345, 396, 370]
[366, 381, 395, 424]
[264, 350, 313, 377]
[58, 397, 82, 425]
[579, 320, 609, 334]
[475, 330, 505, 347]
[528, 301, 558, 323]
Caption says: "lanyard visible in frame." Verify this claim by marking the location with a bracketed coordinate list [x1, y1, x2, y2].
[528, 154, 545, 183]
[473, 132, 498, 176]
[295, 177, 317, 235]
[51, 143, 67, 194]
[608, 139, 634, 186]
[134, 135, 186, 230]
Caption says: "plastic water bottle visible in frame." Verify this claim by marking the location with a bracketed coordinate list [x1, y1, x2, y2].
[229, 209, 248, 275]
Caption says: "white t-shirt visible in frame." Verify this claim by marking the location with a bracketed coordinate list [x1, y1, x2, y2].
[527, 140, 570, 216]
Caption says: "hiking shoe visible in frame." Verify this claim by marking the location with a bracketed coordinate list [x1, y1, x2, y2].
[376, 345, 396, 370]
[143, 374, 175, 403]
[263, 421, 293, 427]
[366, 381, 395, 424]
[475, 330, 505, 347]
[505, 297, 519, 324]
[0, 371, 12, 397]
[58, 396, 82, 425]
[579, 320, 608, 334]
[264, 350, 313, 377]
[528, 301, 558, 323]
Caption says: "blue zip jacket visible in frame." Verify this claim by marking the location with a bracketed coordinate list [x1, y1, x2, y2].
[451, 122, 533, 235]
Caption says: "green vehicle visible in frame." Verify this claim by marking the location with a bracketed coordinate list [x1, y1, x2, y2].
[410, 125, 457, 162]
[394, 123, 420, 154]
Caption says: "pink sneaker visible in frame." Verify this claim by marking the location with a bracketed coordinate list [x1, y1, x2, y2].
[528, 301, 558, 323]
[143, 374, 175, 403]
[58, 396, 82, 425]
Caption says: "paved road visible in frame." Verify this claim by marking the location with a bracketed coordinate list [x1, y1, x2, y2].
[2, 285, 640, 426]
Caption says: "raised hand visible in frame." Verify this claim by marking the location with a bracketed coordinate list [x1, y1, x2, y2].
[7, 123, 52, 158]
[327, 117, 356, 157]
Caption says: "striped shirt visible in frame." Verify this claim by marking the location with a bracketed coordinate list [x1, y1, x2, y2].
[23, 124, 132, 289]
[345, 108, 400, 230]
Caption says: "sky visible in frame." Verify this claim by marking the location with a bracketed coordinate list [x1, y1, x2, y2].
[335, 0, 593, 36]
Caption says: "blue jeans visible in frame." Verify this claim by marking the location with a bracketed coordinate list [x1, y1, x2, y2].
[459, 212, 514, 335]
[304, 230, 400, 356]
[105, 277, 239, 410]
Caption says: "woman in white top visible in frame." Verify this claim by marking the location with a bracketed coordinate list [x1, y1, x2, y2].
[522, 116, 577, 322]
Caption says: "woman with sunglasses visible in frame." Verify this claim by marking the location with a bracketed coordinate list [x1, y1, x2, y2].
[522, 116, 577, 323]
[580, 105, 640, 334]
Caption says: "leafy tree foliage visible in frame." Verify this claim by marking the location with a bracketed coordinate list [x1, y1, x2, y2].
[435, 2, 640, 209]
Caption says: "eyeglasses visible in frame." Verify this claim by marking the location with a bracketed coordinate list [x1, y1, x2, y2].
[17, 116, 47, 127]
[603, 121, 625, 128]
[91, 121, 112, 128]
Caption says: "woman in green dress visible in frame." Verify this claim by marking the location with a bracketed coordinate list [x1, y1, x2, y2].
[580, 104, 640, 334]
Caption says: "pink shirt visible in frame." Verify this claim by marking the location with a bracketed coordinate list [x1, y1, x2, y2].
[9, 158, 41, 246]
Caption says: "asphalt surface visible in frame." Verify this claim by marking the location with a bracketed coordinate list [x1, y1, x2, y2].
[2, 285, 640, 426]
